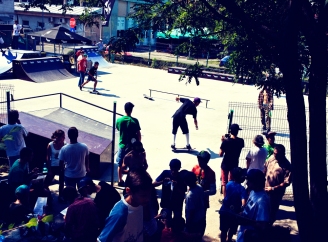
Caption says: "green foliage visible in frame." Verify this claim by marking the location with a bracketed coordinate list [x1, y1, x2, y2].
[107, 28, 141, 54]
[18, 0, 73, 14]
[179, 62, 202, 86]
[79, 7, 104, 29]
[151, 58, 158, 68]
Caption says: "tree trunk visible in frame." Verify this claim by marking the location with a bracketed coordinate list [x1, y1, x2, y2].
[307, 19, 328, 242]
[279, 2, 312, 242]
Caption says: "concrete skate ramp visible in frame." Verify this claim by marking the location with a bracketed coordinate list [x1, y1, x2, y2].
[0, 49, 23, 74]
[86, 52, 111, 68]
[12, 57, 75, 83]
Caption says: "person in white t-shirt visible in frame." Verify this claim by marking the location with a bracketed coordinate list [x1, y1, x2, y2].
[0, 110, 28, 167]
[246, 135, 267, 172]
[59, 127, 89, 190]
[12, 20, 22, 49]
[237, 169, 270, 242]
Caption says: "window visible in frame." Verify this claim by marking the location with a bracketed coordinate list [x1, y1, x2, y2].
[38, 22, 44, 28]
[22, 20, 29, 26]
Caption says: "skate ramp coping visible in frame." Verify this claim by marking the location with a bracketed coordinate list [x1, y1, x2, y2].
[12, 57, 75, 83]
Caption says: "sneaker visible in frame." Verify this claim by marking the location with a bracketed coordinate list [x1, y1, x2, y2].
[118, 181, 125, 187]
[262, 125, 266, 130]
[79, 85, 82, 91]
[171, 144, 176, 150]
[186, 144, 192, 150]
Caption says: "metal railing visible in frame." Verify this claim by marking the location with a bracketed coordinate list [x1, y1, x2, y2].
[3, 91, 123, 187]
[148, 89, 210, 108]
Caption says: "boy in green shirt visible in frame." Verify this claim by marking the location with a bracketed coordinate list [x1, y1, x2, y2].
[263, 131, 277, 160]
[116, 102, 141, 186]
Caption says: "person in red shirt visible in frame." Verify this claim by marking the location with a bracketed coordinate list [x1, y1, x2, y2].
[77, 54, 87, 88]
[191, 150, 216, 209]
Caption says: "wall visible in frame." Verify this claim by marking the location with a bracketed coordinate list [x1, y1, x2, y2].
[0, 0, 14, 15]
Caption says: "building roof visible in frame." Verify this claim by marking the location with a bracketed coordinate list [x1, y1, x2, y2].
[14, 3, 102, 16]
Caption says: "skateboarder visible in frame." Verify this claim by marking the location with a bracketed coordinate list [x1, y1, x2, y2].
[81, 61, 99, 93]
[258, 84, 274, 134]
[171, 96, 201, 150]
[0, 30, 6, 54]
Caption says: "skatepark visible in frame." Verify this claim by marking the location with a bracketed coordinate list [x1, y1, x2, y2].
[0, 57, 300, 240]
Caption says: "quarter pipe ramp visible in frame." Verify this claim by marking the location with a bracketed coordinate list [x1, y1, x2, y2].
[13, 57, 75, 83]
[0, 49, 23, 74]
[72, 46, 111, 68]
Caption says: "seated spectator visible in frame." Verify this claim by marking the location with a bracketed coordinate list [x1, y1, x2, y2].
[78, 177, 121, 229]
[237, 169, 270, 242]
[62, 186, 79, 205]
[246, 135, 268, 172]
[122, 141, 148, 173]
[192, 150, 216, 210]
[8, 147, 38, 191]
[153, 159, 187, 219]
[184, 171, 206, 240]
[160, 217, 198, 242]
[44, 129, 66, 187]
[7, 184, 31, 226]
[65, 195, 100, 242]
[219, 167, 247, 242]
[0, 110, 28, 167]
[98, 169, 153, 242]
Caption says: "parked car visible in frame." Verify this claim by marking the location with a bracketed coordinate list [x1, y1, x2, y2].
[220, 55, 230, 67]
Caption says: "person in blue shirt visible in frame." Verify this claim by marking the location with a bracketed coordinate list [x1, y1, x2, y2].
[98, 169, 153, 242]
[219, 167, 247, 242]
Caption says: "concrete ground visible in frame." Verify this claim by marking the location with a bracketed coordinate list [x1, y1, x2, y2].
[0, 63, 300, 241]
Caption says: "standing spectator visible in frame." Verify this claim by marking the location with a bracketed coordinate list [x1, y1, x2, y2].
[97, 39, 104, 51]
[12, 20, 22, 49]
[236, 169, 270, 242]
[75, 47, 83, 60]
[80, 61, 99, 93]
[59, 127, 89, 190]
[0, 30, 6, 54]
[191, 150, 216, 211]
[77, 177, 121, 229]
[65, 195, 100, 242]
[219, 123, 244, 198]
[8, 147, 38, 191]
[98, 169, 153, 242]
[263, 131, 277, 160]
[122, 140, 148, 173]
[246, 135, 267, 172]
[153, 159, 187, 219]
[264, 144, 292, 223]
[184, 172, 206, 239]
[0, 110, 28, 167]
[44, 129, 66, 186]
[116, 102, 141, 186]
[219, 167, 247, 242]
[258, 84, 274, 134]
[77, 53, 87, 88]
[171, 97, 201, 150]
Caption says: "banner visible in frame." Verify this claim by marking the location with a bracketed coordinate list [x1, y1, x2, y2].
[103, 0, 116, 27]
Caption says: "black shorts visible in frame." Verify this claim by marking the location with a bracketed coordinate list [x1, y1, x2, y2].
[87, 75, 95, 81]
[219, 211, 238, 234]
[172, 116, 189, 134]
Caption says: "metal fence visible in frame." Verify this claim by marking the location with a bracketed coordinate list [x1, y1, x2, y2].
[227, 101, 311, 194]
[0, 84, 15, 124]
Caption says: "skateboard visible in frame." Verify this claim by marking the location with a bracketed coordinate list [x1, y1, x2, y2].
[143, 94, 154, 100]
[89, 91, 101, 95]
[171, 147, 195, 152]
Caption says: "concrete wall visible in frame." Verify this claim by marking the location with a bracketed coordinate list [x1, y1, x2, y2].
[0, 0, 14, 15]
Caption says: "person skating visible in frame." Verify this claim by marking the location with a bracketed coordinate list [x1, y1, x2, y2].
[171, 97, 201, 150]
[81, 61, 99, 93]
[0, 30, 6, 54]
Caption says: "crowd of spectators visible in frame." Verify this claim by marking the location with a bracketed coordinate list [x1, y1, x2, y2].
[0, 106, 292, 242]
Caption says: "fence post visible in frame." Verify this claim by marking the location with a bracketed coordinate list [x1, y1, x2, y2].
[6, 91, 10, 123]
[111, 101, 117, 186]
[60, 93, 62, 108]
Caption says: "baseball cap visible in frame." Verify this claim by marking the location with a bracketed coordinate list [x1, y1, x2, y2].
[78, 177, 95, 190]
[132, 140, 145, 152]
[253, 135, 264, 146]
[15, 184, 29, 196]
[169, 158, 181, 169]
[265, 131, 277, 138]
[194, 97, 201, 103]
[246, 169, 265, 183]
[230, 123, 242, 131]
[83, 53, 87, 56]
[197, 150, 211, 162]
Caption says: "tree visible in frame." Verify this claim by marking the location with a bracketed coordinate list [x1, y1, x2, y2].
[131, 1, 328, 242]
[79, 7, 104, 36]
